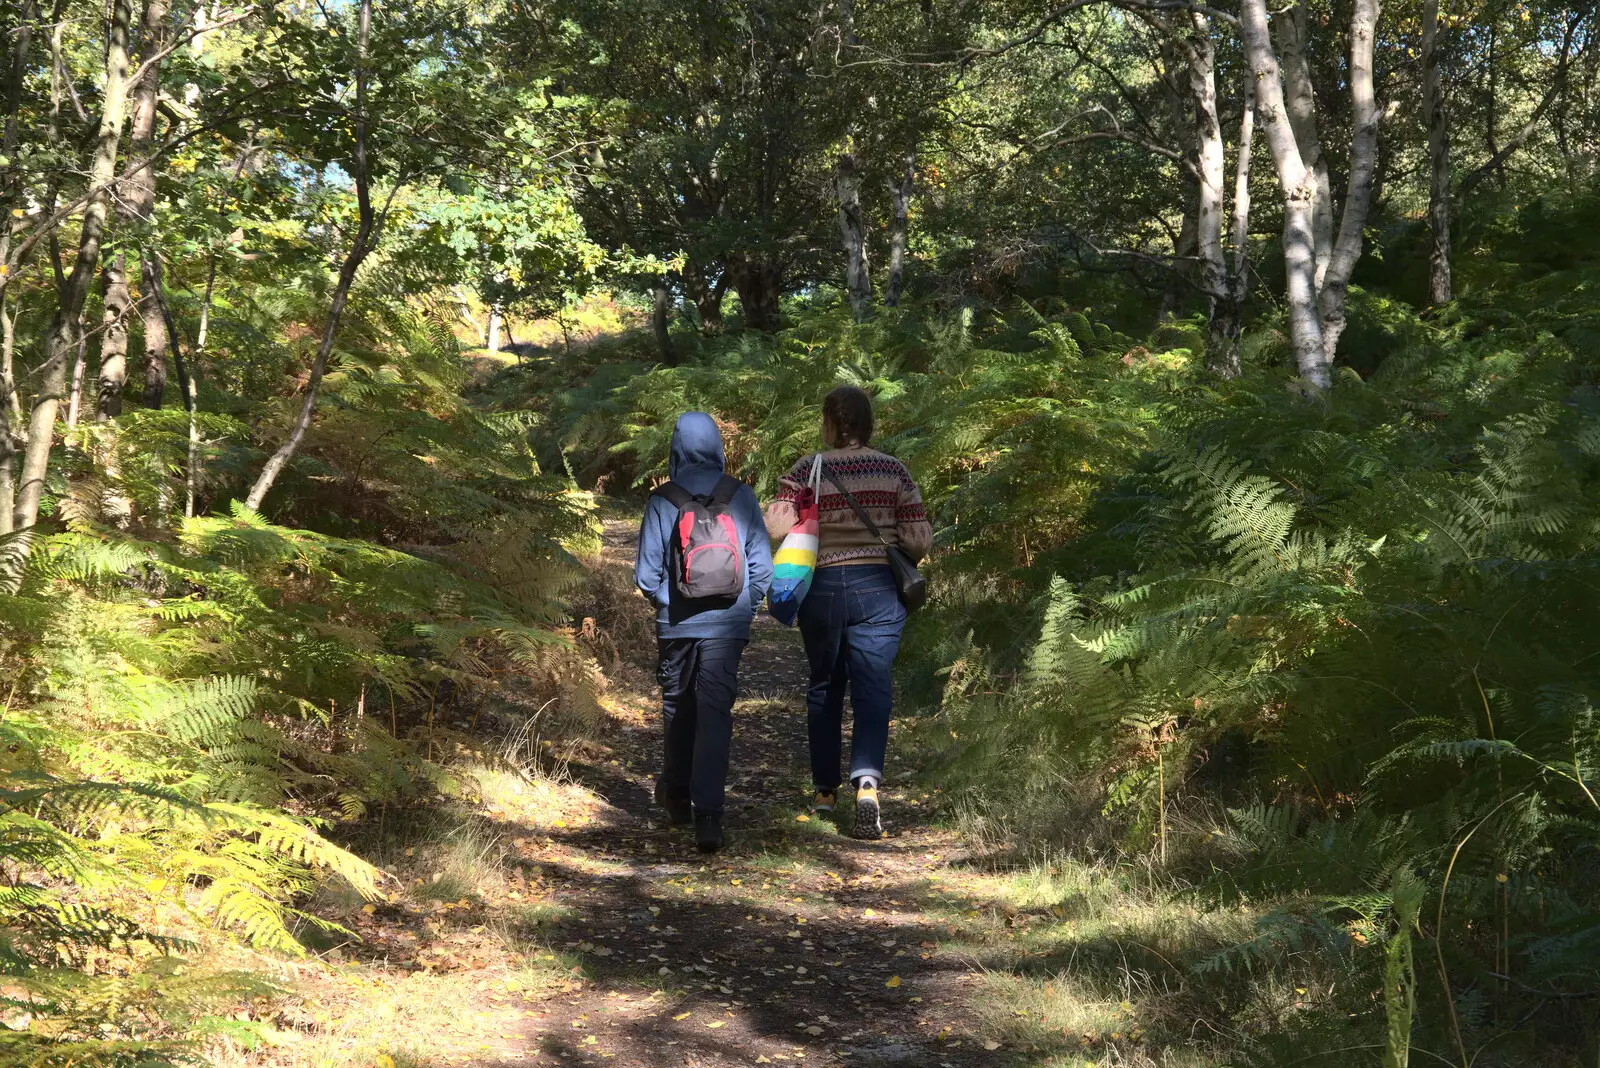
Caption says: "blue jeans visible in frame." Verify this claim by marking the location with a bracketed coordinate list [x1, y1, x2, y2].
[798, 565, 906, 791]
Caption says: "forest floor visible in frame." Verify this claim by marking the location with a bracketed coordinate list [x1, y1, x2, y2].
[231, 512, 1151, 1068]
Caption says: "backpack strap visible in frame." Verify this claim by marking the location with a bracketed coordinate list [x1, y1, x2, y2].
[709, 474, 741, 507]
[650, 481, 695, 509]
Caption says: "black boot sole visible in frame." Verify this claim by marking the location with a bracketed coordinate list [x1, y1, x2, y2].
[853, 796, 883, 839]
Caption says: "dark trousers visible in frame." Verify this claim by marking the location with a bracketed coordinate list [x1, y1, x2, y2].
[797, 565, 906, 792]
[657, 637, 747, 815]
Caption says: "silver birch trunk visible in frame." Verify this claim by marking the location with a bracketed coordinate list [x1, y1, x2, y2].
[486, 305, 502, 352]
[0, 297, 14, 534]
[1239, 0, 1328, 389]
[884, 153, 914, 307]
[1184, 14, 1232, 374]
[1316, 0, 1382, 365]
[65, 331, 87, 427]
[244, 0, 377, 512]
[834, 151, 872, 321]
[186, 257, 216, 518]
[1274, 1, 1333, 288]
[15, 0, 134, 529]
[1422, 0, 1451, 305]
[97, 262, 134, 419]
[1210, 79, 1255, 377]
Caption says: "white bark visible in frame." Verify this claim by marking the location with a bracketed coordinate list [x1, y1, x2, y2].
[1422, 0, 1451, 305]
[0, 297, 14, 534]
[1185, 13, 1231, 373]
[15, 0, 134, 529]
[65, 331, 87, 427]
[487, 304, 502, 352]
[187, 257, 216, 517]
[1274, 2, 1333, 288]
[1315, 0, 1382, 365]
[1239, 0, 1327, 389]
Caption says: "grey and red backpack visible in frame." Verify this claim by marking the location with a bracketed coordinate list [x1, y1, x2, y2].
[651, 476, 746, 600]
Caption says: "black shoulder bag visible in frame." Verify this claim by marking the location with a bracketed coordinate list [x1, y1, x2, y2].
[821, 462, 928, 611]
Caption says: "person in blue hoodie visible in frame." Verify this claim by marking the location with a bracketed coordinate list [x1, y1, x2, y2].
[635, 412, 773, 852]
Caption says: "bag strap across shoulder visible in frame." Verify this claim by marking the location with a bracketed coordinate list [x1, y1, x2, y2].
[652, 476, 741, 510]
[650, 481, 694, 509]
[709, 474, 741, 507]
[821, 462, 890, 548]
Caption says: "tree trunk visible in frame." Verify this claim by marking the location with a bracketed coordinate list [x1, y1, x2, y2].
[132, 0, 171, 409]
[15, 0, 134, 529]
[834, 151, 872, 321]
[1421, 0, 1451, 305]
[1315, 0, 1382, 365]
[186, 256, 216, 517]
[0, 296, 15, 534]
[682, 261, 726, 335]
[652, 280, 676, 365]
[730, 255, 783, 333]
[1210, 80, 1256, 378]
[1240, 0, 1328, 389]
[0, 0, 25, 526]
[97, 260, 133, 418]
[1184, 13, 1233, 375]
[244, 0, 377, 512]
[65, 330, 87, 427]
[0, 0, 38, 267]
[885, 152, 914, 307]
[1274, 1, 1333, 288]
[486, 304, 502, 352]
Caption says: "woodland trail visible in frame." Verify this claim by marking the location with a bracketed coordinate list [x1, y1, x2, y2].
[457, 516, 1011, 1068]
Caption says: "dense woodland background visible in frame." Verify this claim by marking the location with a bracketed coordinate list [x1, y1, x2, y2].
[2, 0, 1600, 1064]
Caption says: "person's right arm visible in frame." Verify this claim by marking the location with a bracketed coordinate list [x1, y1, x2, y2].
[634, 495, 672, 606]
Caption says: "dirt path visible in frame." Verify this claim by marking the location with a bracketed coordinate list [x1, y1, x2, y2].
[257, 517, 1020, 1068]
[478, 519, 1004, 1067]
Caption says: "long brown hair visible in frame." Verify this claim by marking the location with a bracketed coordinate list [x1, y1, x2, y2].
[822, 385, 874, 448]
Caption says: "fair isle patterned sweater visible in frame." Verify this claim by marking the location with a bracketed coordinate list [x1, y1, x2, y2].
[764, 446, 933, 568]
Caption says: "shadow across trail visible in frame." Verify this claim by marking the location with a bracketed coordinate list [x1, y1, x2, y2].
[483, 597, 1004, 1068]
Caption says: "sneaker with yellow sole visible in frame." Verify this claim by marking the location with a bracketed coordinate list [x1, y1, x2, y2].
[810, 790, 837, 816]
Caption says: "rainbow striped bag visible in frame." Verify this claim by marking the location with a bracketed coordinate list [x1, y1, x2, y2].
[767, 455, 822, 626]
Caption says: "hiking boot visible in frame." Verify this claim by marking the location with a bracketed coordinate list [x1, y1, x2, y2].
[694, 812, 724, 854]
[654, 782, 692, 828]
[853, 782, 883, 840]
[810, 790, 837, 816]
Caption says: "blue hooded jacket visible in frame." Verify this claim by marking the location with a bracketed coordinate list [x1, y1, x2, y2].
[634, 412, 773, 639]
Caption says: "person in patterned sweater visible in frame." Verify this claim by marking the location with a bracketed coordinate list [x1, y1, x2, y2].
[764, 385, 932, 838]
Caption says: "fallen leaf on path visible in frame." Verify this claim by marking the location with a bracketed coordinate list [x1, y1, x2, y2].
[984, 1040, 1002, 1050]
[673, 1011, 693, 1021]
[885, 976, 902, 988]
[706, 1020, 726, 1029]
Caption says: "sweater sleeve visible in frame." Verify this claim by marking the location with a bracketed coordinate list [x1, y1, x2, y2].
[896, 463, 934, 563]
[764, 454, 814, 540]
